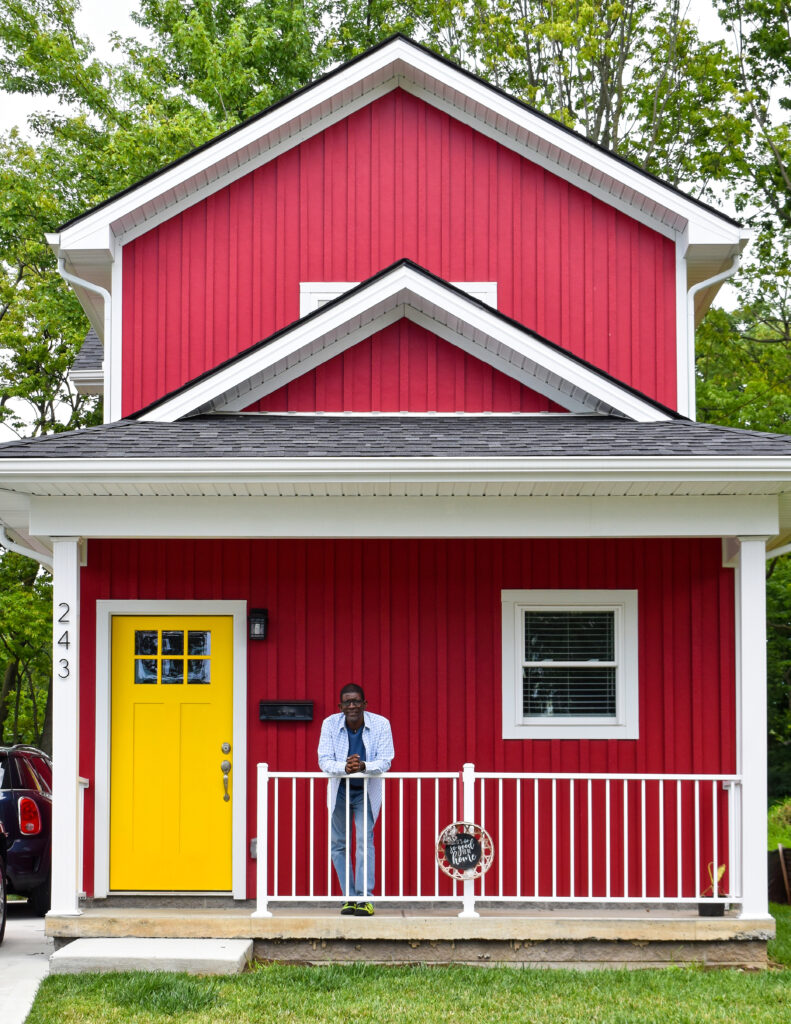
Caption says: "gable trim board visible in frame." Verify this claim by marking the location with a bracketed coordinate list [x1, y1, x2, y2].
[130, 262, 677, 424]
[93, 600, 248, 899]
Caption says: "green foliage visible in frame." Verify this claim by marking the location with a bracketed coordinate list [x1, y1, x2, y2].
[0, 551, 51, 746]
[768, 797, 791, 851]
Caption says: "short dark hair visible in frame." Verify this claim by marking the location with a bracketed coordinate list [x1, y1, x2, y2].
[339, 683, 365, 702]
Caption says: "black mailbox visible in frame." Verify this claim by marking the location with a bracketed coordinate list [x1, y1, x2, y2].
[259, 700, 314, 722]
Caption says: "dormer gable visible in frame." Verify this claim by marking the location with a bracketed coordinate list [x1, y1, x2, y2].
[133, 262, 677, 425]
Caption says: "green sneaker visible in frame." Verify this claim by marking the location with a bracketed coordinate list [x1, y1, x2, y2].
[354, 901, 374, 916]
[340, 901, 357, 915]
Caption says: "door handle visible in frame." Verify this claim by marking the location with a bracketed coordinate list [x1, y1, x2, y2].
[221, 759, 231, 802]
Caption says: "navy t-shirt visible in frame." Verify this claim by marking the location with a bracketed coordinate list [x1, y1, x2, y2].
[344, 725, 367, 793]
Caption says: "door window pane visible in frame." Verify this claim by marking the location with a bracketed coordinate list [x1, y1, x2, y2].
[134, 630, 158, 656]
[162, 631, 184, 655]
[187, 660, 210, 684]
[135, 659, 158, 684]
[188, 631, 210, 655]
[161, 659, 184, 684]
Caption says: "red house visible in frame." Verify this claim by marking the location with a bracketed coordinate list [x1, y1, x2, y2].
[1, 37, 787, 964]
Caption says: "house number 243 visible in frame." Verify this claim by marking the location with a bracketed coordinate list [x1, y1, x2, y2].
[57, 602, 71, 678]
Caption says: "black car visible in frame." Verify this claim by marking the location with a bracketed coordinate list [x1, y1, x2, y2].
[0, 745, 52, 915]
[0, 820, 7, 943]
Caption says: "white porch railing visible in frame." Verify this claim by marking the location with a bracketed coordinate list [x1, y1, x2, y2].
[252, 763, 742, 918]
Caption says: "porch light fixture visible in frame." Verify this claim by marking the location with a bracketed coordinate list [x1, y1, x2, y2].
[248, 608, 269, 639]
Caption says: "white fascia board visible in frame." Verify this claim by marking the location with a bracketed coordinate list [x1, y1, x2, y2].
[28, 493, 778, 539]
[142, 265, 668, 422]
[54, 38, 741, 261]
[6, 455, 791, 487]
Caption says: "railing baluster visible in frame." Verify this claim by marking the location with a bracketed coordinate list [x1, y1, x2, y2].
[417, 778, 422, 897]
[623, 779, 628, 899]
[498, 777, 504, 897]
[274, 777, 279, 897]
[605, 779, 611, 900]
[434, 777, 440, 897]
[534, 778, 539, 898]
[658, 779, 664, 900]
[676, 779, 682, 900]
[552, 777, 557, 899]
[516, 778, 521, 900]
[399, 777, 404, 898]
[641, 779, 646, 899]
[363, 777, 369, 900]
[344, 781, 351, 899]
[309, 778, 314, 898]
[381, 777, 387, 897]
[569, 779, 575, 899]
[695, 780, 700, 901]
[587, 779, 592, 898]
[712, 780, 719, 898]
[291, 777, 297, 897]
[480, 777, 486, 897]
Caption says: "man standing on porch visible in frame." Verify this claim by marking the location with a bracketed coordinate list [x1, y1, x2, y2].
[318, 684, 394, 917]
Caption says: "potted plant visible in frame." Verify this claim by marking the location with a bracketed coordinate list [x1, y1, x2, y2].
[698, 862, 727, 916]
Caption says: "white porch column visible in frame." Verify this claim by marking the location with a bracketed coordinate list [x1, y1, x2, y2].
[735, 536, 769, 918]
[49, 537, 82, 917]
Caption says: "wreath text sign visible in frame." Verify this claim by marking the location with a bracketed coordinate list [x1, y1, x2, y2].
[436, 822, 494, 880]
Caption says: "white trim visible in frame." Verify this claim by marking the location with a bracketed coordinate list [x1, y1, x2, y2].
[69, 368, 105, 396]
[49, 538, 82, 917]
[139, 265, 670, 423]
[675, 239, 691, 419]
[93, 600, 247, 900]
[109, 247, 122, 422]
[734, 538, 769, 917]
[501, 589, 639, 740]
[8, 454, 791, 486]
[28, 495, 780, 540]
[299, 280, 498, 316]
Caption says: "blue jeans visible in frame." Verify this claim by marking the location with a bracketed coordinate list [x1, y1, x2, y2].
[331, 785, 375, 899]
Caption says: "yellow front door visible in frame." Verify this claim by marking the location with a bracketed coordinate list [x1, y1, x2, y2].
[110, 616, 233, 891]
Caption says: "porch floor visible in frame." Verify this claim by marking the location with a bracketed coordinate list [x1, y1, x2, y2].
[46, 905, 775, 969]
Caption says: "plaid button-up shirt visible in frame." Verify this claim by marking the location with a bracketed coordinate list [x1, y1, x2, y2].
[317, 710, 394, 821]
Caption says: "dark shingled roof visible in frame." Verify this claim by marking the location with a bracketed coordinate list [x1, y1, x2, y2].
[72, 329, 103, 372]
[1, 415, 791, 460]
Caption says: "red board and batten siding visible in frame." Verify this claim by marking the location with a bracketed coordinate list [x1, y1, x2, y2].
[121, 89, 677, 416]
[248, 322, 564, 412]
[77, 537, 734, 898]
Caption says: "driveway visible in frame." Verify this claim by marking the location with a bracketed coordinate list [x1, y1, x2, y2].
[1, 901, 52, 1024]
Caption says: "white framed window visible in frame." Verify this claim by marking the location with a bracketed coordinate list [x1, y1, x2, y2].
[501, 590, 639, 740]
[299, 281, 498, 317]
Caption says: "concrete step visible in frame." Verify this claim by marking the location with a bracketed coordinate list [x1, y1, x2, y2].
[49, 937, 253, 975]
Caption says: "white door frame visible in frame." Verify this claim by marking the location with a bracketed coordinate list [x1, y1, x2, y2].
[94, 600, 248, 899]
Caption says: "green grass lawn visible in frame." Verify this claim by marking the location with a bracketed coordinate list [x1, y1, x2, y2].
[25, 906, 791, 1024]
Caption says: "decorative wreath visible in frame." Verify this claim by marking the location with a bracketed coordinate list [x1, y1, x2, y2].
[436, 821, 495, 880]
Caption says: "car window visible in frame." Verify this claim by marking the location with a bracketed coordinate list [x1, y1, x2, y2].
[27, 755, 52, 793]
[12, 756, 41, 791]
[0, 754, 9, 790]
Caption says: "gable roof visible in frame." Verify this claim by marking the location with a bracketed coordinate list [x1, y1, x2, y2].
[47, 36, 747, 287]
[130, 261, 680, 424]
